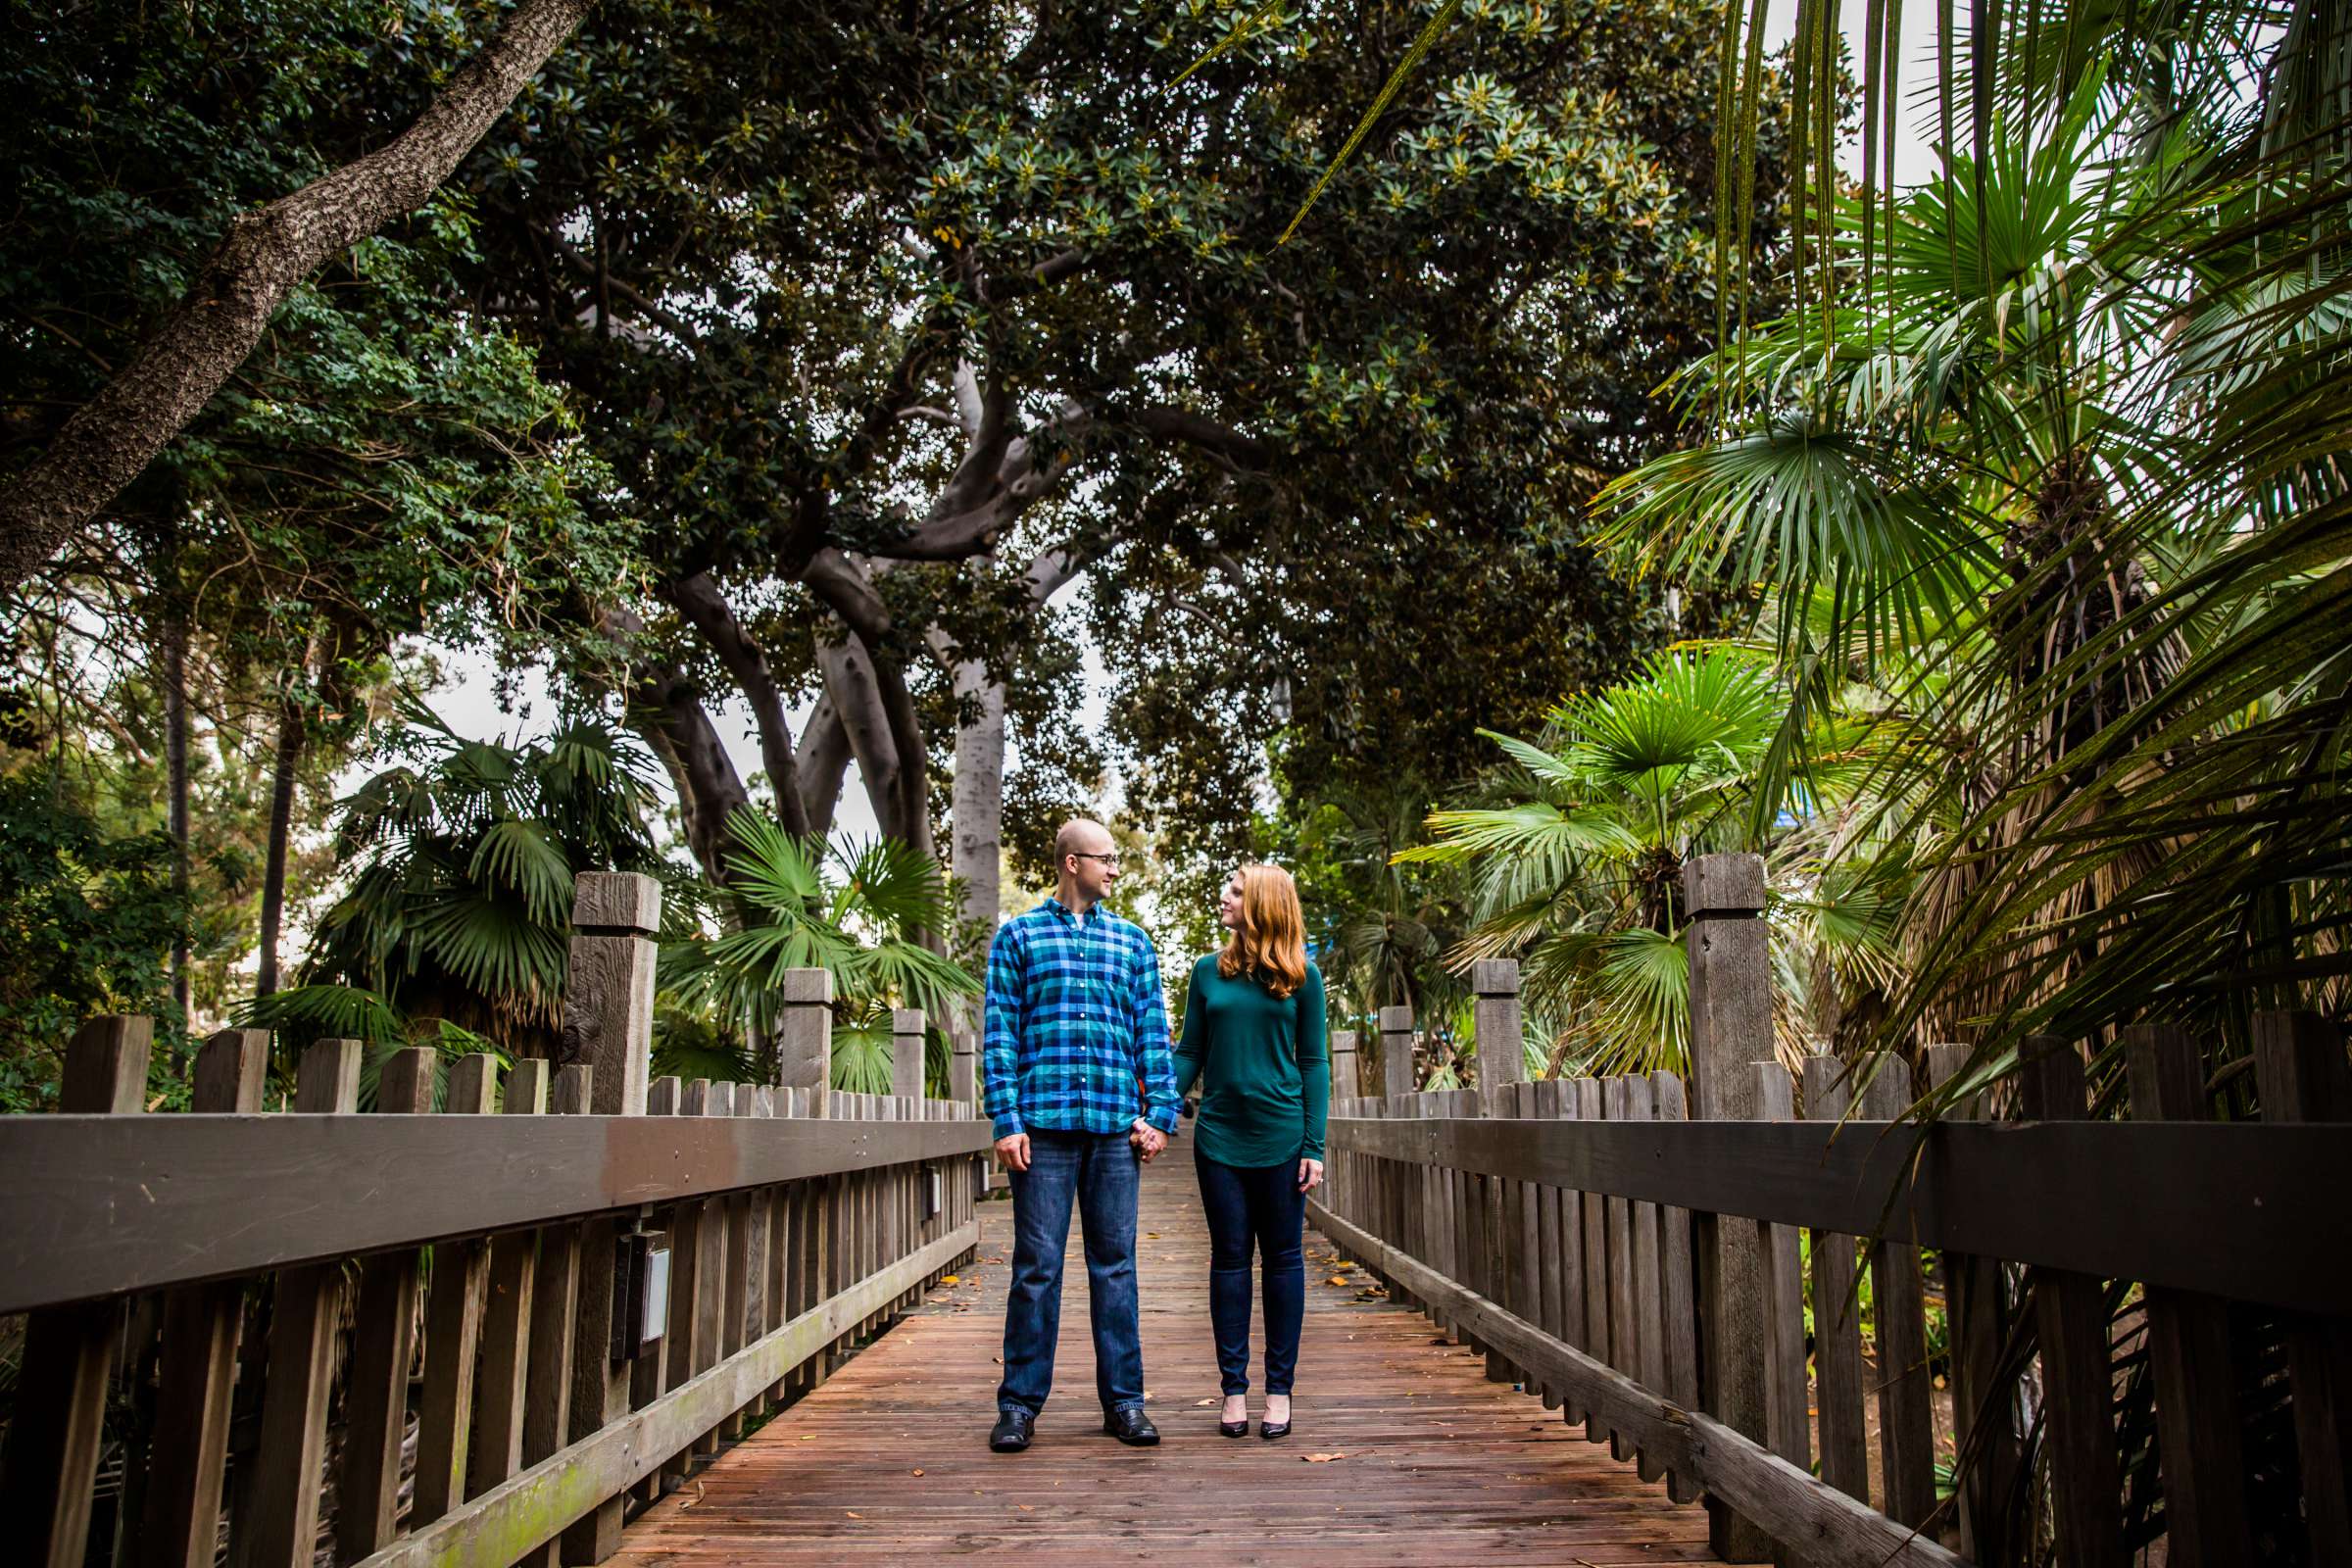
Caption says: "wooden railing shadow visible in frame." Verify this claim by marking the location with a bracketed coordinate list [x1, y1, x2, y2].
[0, 873, 989, 1568]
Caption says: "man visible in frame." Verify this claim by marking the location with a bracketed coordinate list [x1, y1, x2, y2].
[982, 817, 1181, 1452]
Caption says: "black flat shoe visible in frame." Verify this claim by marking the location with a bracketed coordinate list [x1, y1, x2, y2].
[990, 1408, 1035, 1452]
[1102, 1406, 1161, 1446]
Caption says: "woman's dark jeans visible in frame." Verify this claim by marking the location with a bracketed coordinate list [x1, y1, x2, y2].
[1196, 1154, 1306, 1396]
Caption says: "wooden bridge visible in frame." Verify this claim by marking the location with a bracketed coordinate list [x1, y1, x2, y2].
[0, 858, 2347, 1567]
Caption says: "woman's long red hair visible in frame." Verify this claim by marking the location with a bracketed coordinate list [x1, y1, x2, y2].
[1218, 863, 1308, 999]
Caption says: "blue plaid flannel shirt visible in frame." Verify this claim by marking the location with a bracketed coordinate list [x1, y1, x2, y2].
[981, 898, 1181, 1141]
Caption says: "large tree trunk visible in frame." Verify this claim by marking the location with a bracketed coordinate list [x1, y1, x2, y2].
[931, 640, 1007, 947]
[631, 658, 754, 884]
[816, 632, 933, 860]
[591, 603, 754, 884]
[666, 570, 809, 834]
[799, 696, 853, 836]
[0, 0, 594, 592]
[804, 551, 936, 862]
[255, 692, 305, 1000]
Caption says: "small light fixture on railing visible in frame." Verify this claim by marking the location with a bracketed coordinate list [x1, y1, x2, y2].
[612, 1221, 671, 1361]
[925, 1164, 944, 1221]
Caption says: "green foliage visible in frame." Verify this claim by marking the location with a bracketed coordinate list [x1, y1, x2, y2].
[660, 811, 978, 1093]
[1604, 47, 2352, 1081]
[241, 702, 666, 1065]
[0, 767, 188, 1112]
[1400, 649, 1896, 1074]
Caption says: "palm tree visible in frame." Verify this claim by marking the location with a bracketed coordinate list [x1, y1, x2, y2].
[1396, 649, 1899, 1076]
[1604, 61, 2350, 1077]
[659, 810, 978, 1095]
[239, 698, 670, 1100]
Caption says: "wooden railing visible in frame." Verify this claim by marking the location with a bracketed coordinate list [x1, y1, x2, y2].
[1314, 853, 2352, 1568]
[0, 873, 990, 1568]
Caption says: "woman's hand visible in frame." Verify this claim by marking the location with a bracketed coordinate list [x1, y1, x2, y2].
[1297, 1157, 1324, 1193]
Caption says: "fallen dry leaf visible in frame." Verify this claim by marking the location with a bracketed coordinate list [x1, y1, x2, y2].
[1325, 1275, 1348, 1286]
[799, 1434, 817, 1442]
[1194, 1397, 1217, 1406]
[1016, 1504, 1034, 1512]
[1302, 1451, 1347, 1463]
[942, 1274, 959, 1285]
[847, 1511, 863, 1519]
[911, 1468, 924, 1476]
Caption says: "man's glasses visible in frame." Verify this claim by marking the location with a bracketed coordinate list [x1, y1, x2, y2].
[1070, 852, 1123, 869]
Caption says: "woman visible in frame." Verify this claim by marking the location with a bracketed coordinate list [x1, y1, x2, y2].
[1171, 862, 1329, 1440]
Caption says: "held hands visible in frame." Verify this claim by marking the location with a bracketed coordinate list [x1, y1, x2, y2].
[1297, 1157, 1324, 1193]
[995, 1132, 1032, 1173]
[1129, 1118, 1168, 1162]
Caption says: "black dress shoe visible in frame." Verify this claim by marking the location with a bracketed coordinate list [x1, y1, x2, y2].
[1259, 1401, 1292, 1441]
[1102, 1405, 1161, 1446]
[990, 1408, 1035, 1452]
[1219, 1415, 1250, 1438]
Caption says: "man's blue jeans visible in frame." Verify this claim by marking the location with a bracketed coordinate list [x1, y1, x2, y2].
[997, 1128, 1145, 1417]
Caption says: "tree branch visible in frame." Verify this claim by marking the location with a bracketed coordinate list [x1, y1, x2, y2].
[663, 570, 809, 835]
[0, 0, 595, 592]
[537, 220, 701, 344]
[799, 694, 853, 836]
[805, 549, 935, 861]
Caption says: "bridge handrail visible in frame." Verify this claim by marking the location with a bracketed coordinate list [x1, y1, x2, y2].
[1316, 853, 2352, 1568]
[1324, 1113, 2349, 1313]
[0, 872, 994, 1568]
[0, 1109, 993, 1315]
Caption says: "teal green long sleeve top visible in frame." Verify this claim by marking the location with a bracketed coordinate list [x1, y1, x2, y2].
[1170, 954, 1330, 1168]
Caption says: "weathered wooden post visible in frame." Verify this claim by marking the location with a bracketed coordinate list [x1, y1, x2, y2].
[1376, 1004, 1416, 1313]
[1378, 1005, 1414, 1098]
[950, 1021, 978, 1105]
[1474, 960, 1526, 1384]
[1329, 1029, 1358, 1220]
[142, 1028, 267, 1568]
[2253, 1010, 2352, 1564]
[560, 871, 661, 1567]
[470, 1058, 548, 1502]
[0, 1015, 151, 1567]
[778, 968, 838, 1385]
[414, 1054, 496, 1525]
[892, 1008, 927, 1101]
[779, 967, 833, 1116]
[245, 1036, 362, 1568]
[520, 1063, 590, 1568]
[1681, 851, 1774, 1562]
[2125, 1024, 2255, 1563]
[1924, 1044, 2019, 1566]
[2020, 1037, 2125, 1568]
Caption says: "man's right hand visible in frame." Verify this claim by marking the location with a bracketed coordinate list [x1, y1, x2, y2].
[995, 1132, 1032, 1173]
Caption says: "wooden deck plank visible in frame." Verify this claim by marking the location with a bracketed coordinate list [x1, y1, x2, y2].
[612, 1139, 1715, 1565]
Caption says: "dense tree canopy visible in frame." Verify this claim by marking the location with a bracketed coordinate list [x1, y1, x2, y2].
[3, 0, 1774, 1072]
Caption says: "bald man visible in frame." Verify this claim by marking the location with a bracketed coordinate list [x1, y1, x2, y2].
[981, 818, 1182, 1451]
